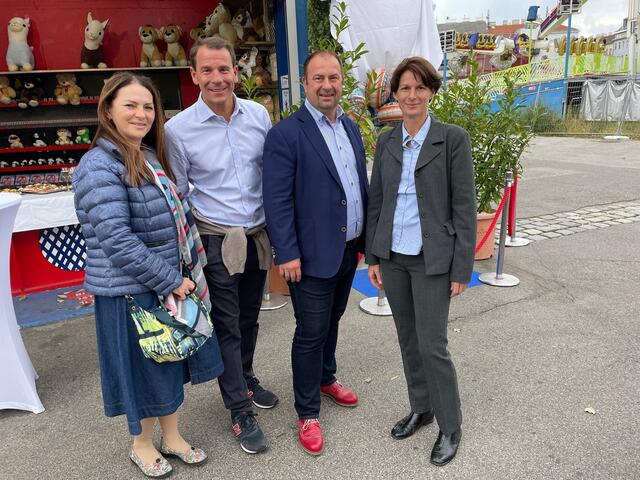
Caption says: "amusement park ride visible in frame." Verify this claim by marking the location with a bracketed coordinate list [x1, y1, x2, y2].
[442, 0, 599, 72]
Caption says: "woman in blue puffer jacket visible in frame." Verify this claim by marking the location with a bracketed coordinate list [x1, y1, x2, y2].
[73, 72, 222, 478]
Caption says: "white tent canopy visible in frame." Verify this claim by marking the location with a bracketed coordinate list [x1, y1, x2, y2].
[330, 0, 443, 82]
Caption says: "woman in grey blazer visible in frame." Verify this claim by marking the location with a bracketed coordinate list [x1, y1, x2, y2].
[365, 57, 476, 466]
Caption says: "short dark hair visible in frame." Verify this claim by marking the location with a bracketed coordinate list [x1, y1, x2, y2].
[190, 36, 236, 69]
[302, 50, 343, 79]
[390, 57, 442, 95]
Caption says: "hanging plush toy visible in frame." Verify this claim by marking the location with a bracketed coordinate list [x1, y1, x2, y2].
[6, 17, 34, 71]
[0, 76, 17, 104]
[81, 13, 109, 69]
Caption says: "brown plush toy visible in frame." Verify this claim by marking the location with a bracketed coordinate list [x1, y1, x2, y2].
[54, 73, 82, 105]
[161, 25, 188, 66]
[139, 25, 162, 67]
[0, 75, 17, 104]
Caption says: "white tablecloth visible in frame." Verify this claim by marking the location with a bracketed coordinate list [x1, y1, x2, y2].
[13, 190, 78, 233]
[0, 192, 45, 413]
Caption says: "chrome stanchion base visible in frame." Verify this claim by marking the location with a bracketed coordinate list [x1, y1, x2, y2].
[359, 296, 392, 316]
[505, 237, 530, 247]
[260, 293, 288, 311]
[479, 272, 520, 287]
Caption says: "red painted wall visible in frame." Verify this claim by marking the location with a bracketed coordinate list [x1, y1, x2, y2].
[2, 0, 218, 71]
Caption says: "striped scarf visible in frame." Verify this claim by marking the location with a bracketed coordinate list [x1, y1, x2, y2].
[148, 161, 210, 311]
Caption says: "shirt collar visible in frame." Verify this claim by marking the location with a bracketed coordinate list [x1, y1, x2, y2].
[195, 93, 243, 123]
[402, 115, 432, 149]
[305, 99, 344, 126]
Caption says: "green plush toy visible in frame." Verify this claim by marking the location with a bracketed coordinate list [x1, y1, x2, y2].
[75, 127, 91, 144]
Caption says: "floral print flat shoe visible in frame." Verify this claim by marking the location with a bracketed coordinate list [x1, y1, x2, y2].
[159, 439, 208, 466]
[129, 446, 173, 478]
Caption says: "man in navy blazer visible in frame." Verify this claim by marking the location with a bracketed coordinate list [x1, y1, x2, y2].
[263, 51, 368, 455]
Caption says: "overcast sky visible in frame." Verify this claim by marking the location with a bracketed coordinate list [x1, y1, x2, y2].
[434, 0, 629, 36]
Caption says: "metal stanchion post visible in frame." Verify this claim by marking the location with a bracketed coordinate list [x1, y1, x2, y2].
[359, 288, 392, 316]
[260, 271, 287, 311]
[480, 171, 520, 287]
[506, 172, 530, 247]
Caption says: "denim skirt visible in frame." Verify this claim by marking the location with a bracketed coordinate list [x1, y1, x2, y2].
[94, 291, 224, 435]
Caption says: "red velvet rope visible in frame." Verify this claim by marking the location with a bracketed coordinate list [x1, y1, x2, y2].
[475, 185, 512, 254]
[508, 173, 518, 237]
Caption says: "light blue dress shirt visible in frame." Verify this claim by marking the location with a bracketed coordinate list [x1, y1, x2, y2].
[391, 116, 432, 255]
[164, 95, 272, 228]
[305, 100, 363, 241]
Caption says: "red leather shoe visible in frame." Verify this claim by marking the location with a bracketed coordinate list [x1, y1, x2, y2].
[320, 381, 359, 407]
[298, 419, 323, 455]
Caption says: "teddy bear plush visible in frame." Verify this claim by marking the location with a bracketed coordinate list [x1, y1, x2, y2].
[161, 25, 188, 66]
[75, 127, 91, 144]
[55, 128, 73, 146]
[139, 25, 162, 67]
[81, 13, 109, 68]
[189, 23, 207, 48]
[0, 76, 17, 104]
[54, 73, 83, 105]
[6, 17, 34, 71]
[8, 134, 23, 148]
[16, 76, 45, 108]
[205, 3, 237, 44]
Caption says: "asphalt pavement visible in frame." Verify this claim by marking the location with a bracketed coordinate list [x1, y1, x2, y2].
[1, 136, 639, 480]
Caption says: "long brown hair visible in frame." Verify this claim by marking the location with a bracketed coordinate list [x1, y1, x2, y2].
[93, 72, 174, 186]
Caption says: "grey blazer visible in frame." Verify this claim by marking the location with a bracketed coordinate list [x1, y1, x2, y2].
[365, 119, 477, 283]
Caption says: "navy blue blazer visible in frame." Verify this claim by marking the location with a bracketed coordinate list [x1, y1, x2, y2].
[263, 104, 369, 279]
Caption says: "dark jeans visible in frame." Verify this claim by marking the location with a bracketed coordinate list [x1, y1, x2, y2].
[202, 234, 267, 417]
[380, 252, 462, 435]
[288, 243, 358, 419]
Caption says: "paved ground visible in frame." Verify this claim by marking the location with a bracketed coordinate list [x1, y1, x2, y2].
[1, 136, 639, 480]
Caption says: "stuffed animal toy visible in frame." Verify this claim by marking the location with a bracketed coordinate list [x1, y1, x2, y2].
[231, 8, 258, 42]
[139, 25, 162, 67]
[8, 134, 23, 148]
[205, 3, 237, 44]
[54, 73, 83, 105]
[251, 52, 272, 87]
[238, 47, 258, 77]
[16, 76, 45, 108]
[6, 17, 34, 71]
[55, 157, 65, 164]
[81, 13, 109, 69]
[32, 132, 47, 147]
[37, 158, 47, 166]
[27, 159, 37, 166]
[161, 25, 188, 66]
[75, 127, 91, 144]
[0, 161, 9, 168]
[189, 23, 207, 47]
[257, 94, 275, 124]
[0, 76, 17, 104]
[55, 128, 73, 146]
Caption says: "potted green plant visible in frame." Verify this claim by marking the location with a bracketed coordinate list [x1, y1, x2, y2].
[430, 54, 535, 259]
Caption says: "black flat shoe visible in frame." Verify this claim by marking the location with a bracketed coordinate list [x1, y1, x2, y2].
[390, 410, 434, 439]
[430, 429, 462, 466]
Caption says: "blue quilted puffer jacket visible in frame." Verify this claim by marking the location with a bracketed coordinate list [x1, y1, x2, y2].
[73, 138, 183, 297]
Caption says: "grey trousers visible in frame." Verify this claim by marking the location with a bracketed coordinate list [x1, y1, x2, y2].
[380, 252, 462, 435]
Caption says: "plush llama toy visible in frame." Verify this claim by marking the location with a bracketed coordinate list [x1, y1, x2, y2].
[6, 17, 34, 71]
[81, 13, 109, 68]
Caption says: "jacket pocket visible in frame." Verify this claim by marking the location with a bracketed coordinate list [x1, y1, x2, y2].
[444, 220, 456, 236]
[146, 240, 169, 248]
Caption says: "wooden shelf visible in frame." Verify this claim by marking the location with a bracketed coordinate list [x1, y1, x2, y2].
[237, 41, 275, 50]
[0, 117, 99, 130]
[0, 163, 75, 173]
[0, 98, 99, 109]
[0, 145, 90, 155]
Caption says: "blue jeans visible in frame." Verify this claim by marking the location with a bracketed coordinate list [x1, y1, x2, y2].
[288, 243, 358, 419]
